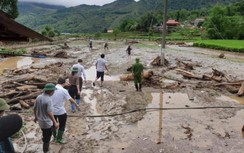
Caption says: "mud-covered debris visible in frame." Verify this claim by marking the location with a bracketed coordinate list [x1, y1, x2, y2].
[54, 51, 68, 58]
[151, 56, 169, 66]
[120, 70, 153, 81]
[237, 82, 244, 96]
[219, 53, 225, 58]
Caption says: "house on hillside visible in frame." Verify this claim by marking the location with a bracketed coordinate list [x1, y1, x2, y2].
[0, 10, 51, 42]
[166, 19, 180, 27]
[167, 19, 180, 32]
[107, 29, 114, 33]
[153, 19, 180, 32]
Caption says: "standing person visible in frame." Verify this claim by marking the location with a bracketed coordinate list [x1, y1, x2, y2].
[132, 58, 144, 91]
[126, 45, 132, 58]
[68, 67, 80, 113]
[93, 54, 109, 87]
[34, 83, 59, 153]
[51, 78, 80, 144]
[0, 114, 22, 153]
[73, 59, 87, 92]
[104, 42, 109, 51]
[89, 40, 93, 51]
[0, 98, 22, 153]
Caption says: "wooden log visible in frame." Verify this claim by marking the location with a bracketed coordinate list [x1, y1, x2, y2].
[0, 90, 19, 98]
[3, 76, 34, 84]
[212, 68, 225, 77]
[20, 100, 30, 109]
[214, 82, 242, 86]
[16, 85, 38, 91]
[202, 74, 213, 81]
[120, 70, 154, 81]
[238, 82, 244, 97]
[7, 91, 42, 105]
[212, 76, 222, 82]
[175, 69, 194, 76]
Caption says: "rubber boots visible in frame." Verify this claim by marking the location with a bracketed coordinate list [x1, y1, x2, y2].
[43, 142, 49, 153]
[135, 84, 139, 91]
[139, 84, 142, 91]
[56, 130, 66, 144]
[52, 130, 57, 142]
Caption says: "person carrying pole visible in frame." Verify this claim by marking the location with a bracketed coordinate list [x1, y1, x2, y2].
[132, 58, 144, 91]
[51, 78, 80, 144]
[34, 83, 59, 153]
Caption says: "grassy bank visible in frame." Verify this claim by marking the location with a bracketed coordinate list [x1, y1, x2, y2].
[193, 40, 244, 52]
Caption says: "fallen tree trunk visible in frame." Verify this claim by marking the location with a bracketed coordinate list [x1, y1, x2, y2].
[0, 91, 19, 98]
[120, 70, 154, 81]
[214, 82, 242, 86]
[175, 69, 202, 79]
[238, 82, 244, 96]
[20, 100, 30, 109]
[7, 91, 42, 105]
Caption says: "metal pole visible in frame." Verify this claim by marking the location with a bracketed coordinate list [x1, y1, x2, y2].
[161, 0, 168, 65]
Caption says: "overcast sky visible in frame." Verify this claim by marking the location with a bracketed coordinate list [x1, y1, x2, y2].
[19, 0, 139, 7]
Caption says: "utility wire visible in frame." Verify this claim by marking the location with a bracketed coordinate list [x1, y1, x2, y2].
[68, 106, 243, 118]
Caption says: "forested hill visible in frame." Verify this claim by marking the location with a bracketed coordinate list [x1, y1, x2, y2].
[16, 0, 240, 33]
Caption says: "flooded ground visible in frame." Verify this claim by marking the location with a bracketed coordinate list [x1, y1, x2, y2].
[0, 56, 36, 74]
[1, 39, 244, 153]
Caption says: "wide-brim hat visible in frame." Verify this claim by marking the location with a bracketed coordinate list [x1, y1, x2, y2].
[43, 83, 57, 91]
[71, 67, 78, 72]
[0, 98, 10, 111]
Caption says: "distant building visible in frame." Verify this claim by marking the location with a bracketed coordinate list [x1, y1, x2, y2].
[166, 19, 180, 26]
[107, 29, 113, 33]
[153, 19, 180, 32]
[0, 10, 51, 42]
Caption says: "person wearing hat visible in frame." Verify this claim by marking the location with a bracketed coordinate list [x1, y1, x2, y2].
[0, 98, 9, 117]
[132, 58, 144, 91]
[34, 83, 59, 153]
[51, 77, 80, 144]
[68, 67, 80, 113]
[0, 98, 15, 153]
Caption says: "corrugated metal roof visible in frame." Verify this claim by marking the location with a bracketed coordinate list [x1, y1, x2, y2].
[0, 10, 52, 42]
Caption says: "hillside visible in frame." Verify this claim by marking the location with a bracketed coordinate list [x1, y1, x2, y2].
[16, 0, 240, 33]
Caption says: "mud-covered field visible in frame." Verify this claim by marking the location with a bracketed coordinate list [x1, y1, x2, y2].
[0, 39, 244, 153]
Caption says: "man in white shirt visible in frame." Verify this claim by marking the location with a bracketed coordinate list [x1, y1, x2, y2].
[51, 78, 80, 144]
[93, 54, 109, 87]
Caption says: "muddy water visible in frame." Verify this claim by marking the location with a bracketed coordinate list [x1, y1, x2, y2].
[0, 56, 35, 74]
[85, 66, 120, 81]
[109, 92, 244, 153]
[217, 95, 244, 105]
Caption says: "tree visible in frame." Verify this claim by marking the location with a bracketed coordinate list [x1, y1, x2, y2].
[41, 26, 58, 37]
[113, 28, 120, 40]
[0, 0, 18, 18]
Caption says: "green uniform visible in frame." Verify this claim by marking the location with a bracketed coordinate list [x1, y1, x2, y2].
[132, 61, 143, 84]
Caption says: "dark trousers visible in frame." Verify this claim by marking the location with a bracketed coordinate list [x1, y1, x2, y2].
[54, 114, 67, 132]
[68, 85, 80, 99]
[41, 128, 52, 143]
[79, 77, 83, 91]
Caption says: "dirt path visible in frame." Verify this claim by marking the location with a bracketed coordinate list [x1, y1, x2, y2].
[1, 39, 244, 153]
